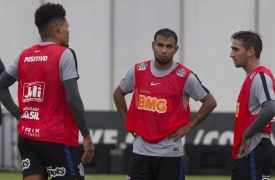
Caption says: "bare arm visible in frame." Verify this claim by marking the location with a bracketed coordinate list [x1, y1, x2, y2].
[113, 85, 128, 122]
[187, 93, 217, 130]
[169, 92, 217, 141]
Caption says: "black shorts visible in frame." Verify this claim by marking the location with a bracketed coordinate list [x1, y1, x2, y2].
[127, 152, 185, 180]
[18, 135, 84, 180]
[231, 138, 274, 180]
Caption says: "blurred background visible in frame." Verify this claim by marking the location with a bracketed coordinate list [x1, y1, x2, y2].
[1, 0, 275, 177]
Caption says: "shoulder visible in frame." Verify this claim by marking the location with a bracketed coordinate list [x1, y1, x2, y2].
[135, 60, 151, 70]
[186, 72, 201, 84]
[253, 72, 274, 86]
[61, 48, 76, 57]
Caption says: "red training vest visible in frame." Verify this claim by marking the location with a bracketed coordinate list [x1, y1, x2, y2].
[126, 60, 191, 143]
[232, 66, 275, 159]
[17, 44, 79, 147]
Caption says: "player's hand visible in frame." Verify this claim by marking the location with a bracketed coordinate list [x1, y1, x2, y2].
[82, 134, 95, 164]
[238, 137, 251, 157]
[168, 124, 191, 142]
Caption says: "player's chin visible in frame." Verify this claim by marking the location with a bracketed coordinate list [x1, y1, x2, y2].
[234, 64, 242, 68]
[156, 58, 171, 65]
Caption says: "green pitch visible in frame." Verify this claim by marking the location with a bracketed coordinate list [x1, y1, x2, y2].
[0, 172, 230, 180]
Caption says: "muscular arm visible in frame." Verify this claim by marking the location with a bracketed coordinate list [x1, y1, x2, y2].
[185, 72, 217, 129]
[113, 67, 134, 122]
[113, 86, 128, 122]
[0, 71, 21, 120]
[243, 100, 275, 139]
[187, 93, 217, 130]
[169, 72, 217, 141]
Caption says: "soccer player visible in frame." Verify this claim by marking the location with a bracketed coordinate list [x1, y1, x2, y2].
[113, 28, 217, 180]
[0, 3, 95, 180]
[230, 31, 275, 180]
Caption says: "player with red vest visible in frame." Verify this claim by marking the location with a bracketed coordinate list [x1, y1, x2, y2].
[0, 3, 95, 180]
[230, 31, 275, 180]
[113, 28, 217, 180]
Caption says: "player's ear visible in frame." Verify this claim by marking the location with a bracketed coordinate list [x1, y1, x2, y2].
[247, 47, 254, 57]
[152, 41, 155, 50]
[174, 45, 179, 54]
[56, 23, 62, 34]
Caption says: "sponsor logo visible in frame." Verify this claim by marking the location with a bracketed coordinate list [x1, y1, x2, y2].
[138, 95, 167, 113]
[46, 166, 66, 179]
[22, 126, 40, 137]
[24, 56, 48, 62]
[23, 82, 45, 102]
[176, 69, 186, 77]
[34, 50, 41, 53]
[137, 63, 148, 70]
[140, 89, 150, 94]
[21, 158, 30, 171]
[151, 82, 161, 86]
[173, 147, 180, 151]
[78, 163, 84, 176]
[21, 107, 40, 120]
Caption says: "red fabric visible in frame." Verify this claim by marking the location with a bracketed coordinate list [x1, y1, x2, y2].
[126, 60, 192, 143]
[232, 66, 275, 159]
[17, 44, 79, 147]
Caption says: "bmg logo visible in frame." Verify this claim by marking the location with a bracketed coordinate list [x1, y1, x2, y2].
[23, 82, 45, 102]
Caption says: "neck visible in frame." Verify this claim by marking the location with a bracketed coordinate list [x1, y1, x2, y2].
[41, 37, 59, 45]
[243, 58, 260, 74]
[154, 59, 174, 70]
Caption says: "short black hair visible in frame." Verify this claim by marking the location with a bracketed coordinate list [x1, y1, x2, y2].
[34, 3, 66, 34]
[154, 28, 178, 45]
[231, 30, 262, 59]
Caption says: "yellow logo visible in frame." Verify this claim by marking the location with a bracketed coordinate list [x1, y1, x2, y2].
[138, 95, 167, 113]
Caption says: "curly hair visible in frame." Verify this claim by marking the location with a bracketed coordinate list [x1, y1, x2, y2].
[154, 28, 178, 45]
[231, 30, 262, 59]
[34, 3, 66, 34]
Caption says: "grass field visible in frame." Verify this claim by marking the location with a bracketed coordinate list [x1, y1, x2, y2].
[0, 172, 230, 180]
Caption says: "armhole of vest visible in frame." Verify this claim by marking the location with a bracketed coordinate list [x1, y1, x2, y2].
[68, 48, 79, 79]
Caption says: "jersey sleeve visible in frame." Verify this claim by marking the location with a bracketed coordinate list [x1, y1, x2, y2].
[5, 56, 19, 80]
[251, 73, 275, 105]
[184, 72, 209, 101]
[60, 48, 79, 81]
[119, 67, 135, 93]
